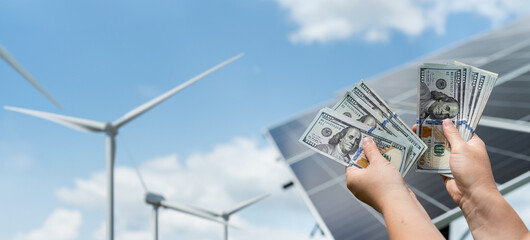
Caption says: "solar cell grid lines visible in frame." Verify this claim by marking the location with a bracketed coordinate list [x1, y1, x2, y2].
[266, 16, 530, 239]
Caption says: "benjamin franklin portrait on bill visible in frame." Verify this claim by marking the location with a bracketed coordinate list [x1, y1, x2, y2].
[316, 127, 361, 164]
[419, 82, 459, 120]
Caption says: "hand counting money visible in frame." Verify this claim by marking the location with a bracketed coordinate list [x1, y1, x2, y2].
[416, 62, 498, 174]
[300, 62, 496, 178]
[299, 108, 409, 172]
[299, 81, 426, 176]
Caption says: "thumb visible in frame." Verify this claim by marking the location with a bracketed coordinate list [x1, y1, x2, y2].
[442, 119, 465, 149]
[361, 137, 384, 165]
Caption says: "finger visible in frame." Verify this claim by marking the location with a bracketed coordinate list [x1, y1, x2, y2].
[468, 133, 486, 147]
[441, 175, 448, 182]
[441, 175, 452, 187]
[412, 124, 417, 133]
[441, 175, 450, 188]
[345, 167, 362, 192]
[442, 119, 465, 149]
[469, 133, 483, 143]
[442, 175, 455, 188]
[441, 175, 458, 197]
[361, 137, 384, 165]
[346, 165, 361, 176]
[346, 165, 360, 174]
[470, 133, 479, 140]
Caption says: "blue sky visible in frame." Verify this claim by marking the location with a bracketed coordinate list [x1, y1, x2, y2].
[1, 0, 530, 239]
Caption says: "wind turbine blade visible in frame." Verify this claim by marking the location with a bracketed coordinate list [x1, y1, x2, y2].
[160, 201, 233, 227]
[226, 193, 270, 216]
[0, 45, 63, 110]
[112, 53, 244, 129]
[4, 106, 106, 133]
[182, 204, 222, 217]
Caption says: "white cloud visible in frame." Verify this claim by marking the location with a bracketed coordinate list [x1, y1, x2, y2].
[56, 171, 106, 209]
[56, 137, 312, 240]
[275, 0, 530, 43]
[14, 209, 82, 240]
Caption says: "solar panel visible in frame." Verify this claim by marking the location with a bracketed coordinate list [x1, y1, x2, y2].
[266, 16, 530, 239]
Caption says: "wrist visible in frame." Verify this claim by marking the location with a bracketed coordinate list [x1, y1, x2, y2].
[459, 186, 501, 230]
[460, 185, 528, 239]
[379, 187, 412, 213]
[460, 185, 500, 212]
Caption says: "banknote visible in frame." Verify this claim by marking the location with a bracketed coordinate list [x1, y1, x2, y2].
[299, 108, 408, 172]
[466, 73, 486, 138]
[416, 64, 463, 173]
[460, 66, 470, 126]
[466, 68, 498, 140]
[415, 62, 499, 176]
[454, 61, 498, 141]
[460, 65, 480, 136]
[467, 74, 497, 140]
[332, 91, 395, 136]
[351, 81, 426, 175]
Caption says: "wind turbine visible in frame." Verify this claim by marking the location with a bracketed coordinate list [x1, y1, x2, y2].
[189, 193, 270, 240]
[124, 140, 257, 240]
[124, 148, 235, 240]
[0, 44, 63, 109]
[4, 53, 243, 240]
[145, 192, 235, 240]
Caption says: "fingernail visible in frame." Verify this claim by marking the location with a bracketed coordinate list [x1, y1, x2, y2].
[362, 137, 373, 147]
[444, 119, 453, 127]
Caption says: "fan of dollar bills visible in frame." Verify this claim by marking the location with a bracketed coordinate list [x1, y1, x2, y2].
[299, 81, 427, 176]
[417, 62, 498, 175]
[299, 62, 498, 177]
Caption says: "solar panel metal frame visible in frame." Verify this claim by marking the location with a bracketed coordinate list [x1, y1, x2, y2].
[266, 16, 530, 240]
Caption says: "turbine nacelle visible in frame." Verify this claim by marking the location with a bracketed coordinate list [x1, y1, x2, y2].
[104, 122, 118, 137]
[146, 192, 166, 207]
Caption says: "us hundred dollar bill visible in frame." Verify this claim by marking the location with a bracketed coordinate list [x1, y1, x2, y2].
[351, 81, 426, 175]
[465, 74, 497, 140]
[299, 108, 408, 172]
[453, 61, 498, 141]
[332, 91, 395, 136]
[417, 64, 461, 173]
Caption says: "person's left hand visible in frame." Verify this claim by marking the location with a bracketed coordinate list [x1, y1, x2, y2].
[346, 137, 420, 213]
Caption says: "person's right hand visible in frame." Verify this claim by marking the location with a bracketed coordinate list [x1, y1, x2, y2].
[415, 119, 497, 207]
[440, 119, 498, 207]
[415, 119, 528, 239]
